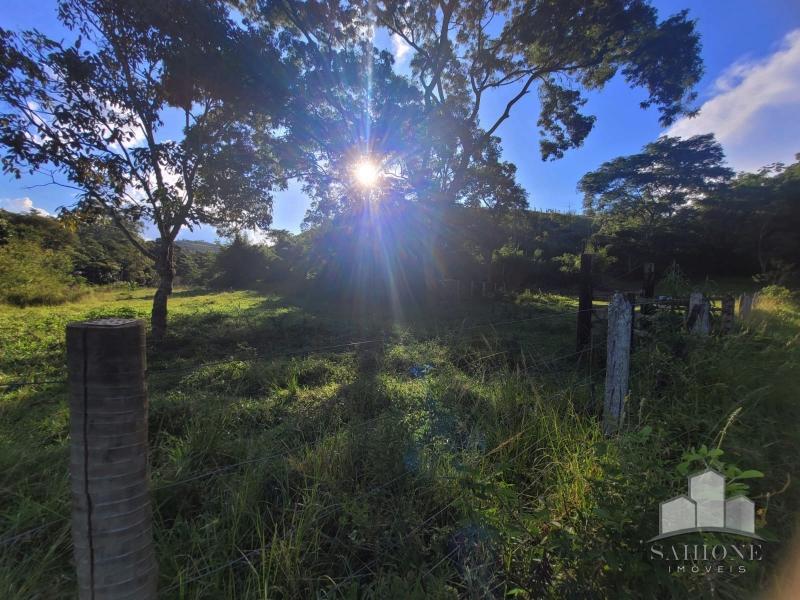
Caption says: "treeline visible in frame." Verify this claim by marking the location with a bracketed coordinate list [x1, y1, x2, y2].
[583, 141, 800, 286]
[213, 155, 800, 299]
[2, 152, 797, 307]
[214, 207, 592, 299]
[0, 210, 218, 306]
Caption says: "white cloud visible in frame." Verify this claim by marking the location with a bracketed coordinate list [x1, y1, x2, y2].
[667, 28, 800, 172]
[391, 33, 412, 67]
[0, 197, 51, 216]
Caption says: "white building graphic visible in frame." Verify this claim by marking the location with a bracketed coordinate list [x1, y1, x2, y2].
[656, 468, 758, 539]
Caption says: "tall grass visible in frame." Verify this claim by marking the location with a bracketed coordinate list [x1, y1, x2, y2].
[0, 287, 797, 598]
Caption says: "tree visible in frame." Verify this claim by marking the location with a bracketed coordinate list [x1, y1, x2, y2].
[210, 234, 272, 289]
[235, 0, 706, 298]
[371, 0, 704, 205]
[695, 157, 800, 280]
[0, 0, 289, 338]
[579, 134, 733, 260]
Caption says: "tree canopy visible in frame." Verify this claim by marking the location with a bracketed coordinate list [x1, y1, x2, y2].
[580, 134, 733, 258]
[0, 0, 290, 337]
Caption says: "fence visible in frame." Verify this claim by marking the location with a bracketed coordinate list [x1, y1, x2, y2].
[572, 253, 764, 435]
[0, 271, 762, 598]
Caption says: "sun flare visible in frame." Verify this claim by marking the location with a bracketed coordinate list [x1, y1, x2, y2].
[353, 158, 381, 188]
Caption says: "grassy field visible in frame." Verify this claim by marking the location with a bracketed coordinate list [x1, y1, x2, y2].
[0, 286, 798, 598]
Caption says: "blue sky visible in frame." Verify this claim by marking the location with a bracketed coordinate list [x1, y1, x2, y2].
[2, 1, 799, 241]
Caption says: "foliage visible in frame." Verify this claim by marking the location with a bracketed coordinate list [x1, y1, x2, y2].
[210, 235, 273, 290]
[365, 0, 703, 207]
[1, 287, 796, 597]
[0, 0, 289, 336]
[0, 237, 84, 306]
[585, 151, 800, 285]
[581, 134, 733, 260]
[0, 209, 225, 302]
[758, 284, 793, 302]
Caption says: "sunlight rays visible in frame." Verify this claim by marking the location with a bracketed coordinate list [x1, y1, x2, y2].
[353, 157, 381, 188]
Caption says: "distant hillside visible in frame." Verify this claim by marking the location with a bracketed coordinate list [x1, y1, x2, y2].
[176, 240, 222, 254]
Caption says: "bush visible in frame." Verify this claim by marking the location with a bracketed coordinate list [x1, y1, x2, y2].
[209, 235, 272, 289]
[0, 238, 85, 306]
[759, 284, 793, 302]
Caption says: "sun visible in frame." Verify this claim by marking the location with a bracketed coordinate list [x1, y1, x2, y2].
[353, 158, 381, 188]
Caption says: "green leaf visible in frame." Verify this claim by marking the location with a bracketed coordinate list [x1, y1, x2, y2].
[735, 470, 764, 480]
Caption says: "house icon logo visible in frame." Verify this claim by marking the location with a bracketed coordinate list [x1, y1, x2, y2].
[650, 468, 761, 541]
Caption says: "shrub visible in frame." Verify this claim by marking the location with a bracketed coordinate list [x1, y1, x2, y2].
[759, 284, 793, 302]
[0, 238, 85, 306]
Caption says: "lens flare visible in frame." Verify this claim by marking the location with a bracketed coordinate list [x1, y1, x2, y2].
[353, 158, 381, 188]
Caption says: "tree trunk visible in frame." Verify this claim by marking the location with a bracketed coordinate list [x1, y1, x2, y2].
[151, 240, 175, 342]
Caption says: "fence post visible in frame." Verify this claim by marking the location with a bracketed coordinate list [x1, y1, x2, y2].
[625, 292, 637, 350]
[739, 293, 753, 319]
[642, 262, 656, 298]
[604, 293, 632, 435]
[642, 263, 655, 316]
[576, 253, 593, 352]
[67, 319, 157, 600]
[721, 294, 735, 334]
[687, 292, 710, 335]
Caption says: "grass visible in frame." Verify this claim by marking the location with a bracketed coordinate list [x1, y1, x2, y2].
[0, 286, 798, 598]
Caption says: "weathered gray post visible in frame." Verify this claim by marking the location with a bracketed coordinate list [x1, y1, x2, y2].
[625, 291, 637, 351]
[739, 293, 753, 318]
[687, 292, 710, 335]
[604, 293, 632, 435]
[67, 319, 157, 600]
[576, 253, 593, 352]
[721, 294, 735, 334]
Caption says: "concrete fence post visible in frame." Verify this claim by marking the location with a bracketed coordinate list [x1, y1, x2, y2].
[721, 294, 735, 334]
[604, 293, 631, 436]
[687, 292, 710, 335]
[739, 293, 753, 319]
[625, 291, 637, 351]
[67, 318, 157, 600]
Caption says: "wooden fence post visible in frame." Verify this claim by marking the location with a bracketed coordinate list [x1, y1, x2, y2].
[604, 293, 632, 435]
[67, 319, 157, 600]
[576, 253, 593, 352]
[721, 294, 735, 334]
